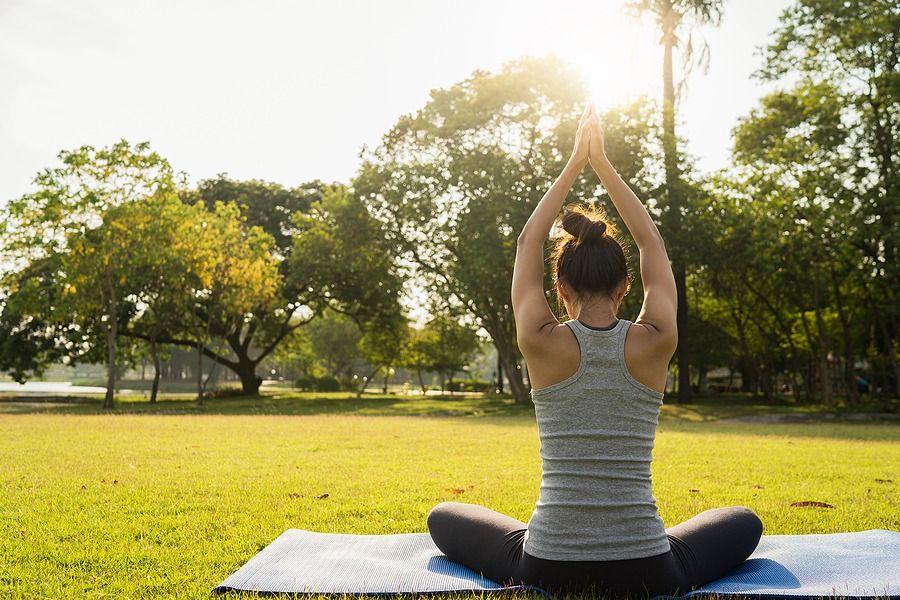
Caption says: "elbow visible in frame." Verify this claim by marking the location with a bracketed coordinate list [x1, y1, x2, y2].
[640, 230, 667, 251]
[516, 229, 538, 247]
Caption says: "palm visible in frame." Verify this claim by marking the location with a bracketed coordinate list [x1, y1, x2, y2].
[589, 119, 605, 160]
[585, 105, 605, 162]
[571, 104, 592, 166]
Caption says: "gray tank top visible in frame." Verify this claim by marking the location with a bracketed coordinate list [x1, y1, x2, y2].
[523, 318, 671, 561]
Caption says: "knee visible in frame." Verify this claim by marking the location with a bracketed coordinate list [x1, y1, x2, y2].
[730, 506, 764, 553]
[427, 501, 469, 556]
[426, 502, 460, 543]
[731, 506, 763, 535]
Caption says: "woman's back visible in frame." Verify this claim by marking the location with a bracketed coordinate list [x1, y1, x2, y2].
[428, 106, 762, 597]
[524, 318, 670, 562]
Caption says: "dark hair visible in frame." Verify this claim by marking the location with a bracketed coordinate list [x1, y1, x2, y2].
[552, 203, 631, 315]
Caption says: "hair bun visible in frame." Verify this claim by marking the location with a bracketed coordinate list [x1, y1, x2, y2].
[561, 209, 607, 243]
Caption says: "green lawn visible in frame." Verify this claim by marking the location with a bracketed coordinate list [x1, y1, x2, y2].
[0, 393, 897, 599]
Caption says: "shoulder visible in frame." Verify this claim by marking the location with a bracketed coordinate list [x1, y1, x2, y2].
[624, 320, 677, 361]
[519, 320, 579, 358]
[519, 321, 581, 389]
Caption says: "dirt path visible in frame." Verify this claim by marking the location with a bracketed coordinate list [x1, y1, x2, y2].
[720, 412, 900, 424]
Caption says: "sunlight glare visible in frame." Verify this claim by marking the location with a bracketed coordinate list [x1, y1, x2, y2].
[513, 1, 660, 112]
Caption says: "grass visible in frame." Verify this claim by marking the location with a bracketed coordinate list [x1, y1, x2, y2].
[0, 392, 897, 599]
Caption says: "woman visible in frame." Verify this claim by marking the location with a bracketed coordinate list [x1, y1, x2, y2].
[426, 104, 763, 598]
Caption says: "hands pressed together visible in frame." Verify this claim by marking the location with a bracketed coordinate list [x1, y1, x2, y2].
[570, 102, 608, 171]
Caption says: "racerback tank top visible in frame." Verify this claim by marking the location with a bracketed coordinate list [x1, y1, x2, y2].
[523, 317, 671, 561]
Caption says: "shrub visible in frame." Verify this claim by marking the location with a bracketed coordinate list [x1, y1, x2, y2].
[462, 378, 493, 392]
[295, 375, 341, 392]
[445, 378, 493, 393]
[295, 376, 316, 391]
[315, 375, 341, 392]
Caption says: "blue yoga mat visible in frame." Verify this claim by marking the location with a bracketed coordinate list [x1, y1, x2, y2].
[215, 529, 900, 598]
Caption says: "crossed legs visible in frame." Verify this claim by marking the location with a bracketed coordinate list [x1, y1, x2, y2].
[427, 502, 763, 598]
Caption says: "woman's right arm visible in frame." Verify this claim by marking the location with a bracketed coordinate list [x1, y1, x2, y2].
[588, 110, 678, 345]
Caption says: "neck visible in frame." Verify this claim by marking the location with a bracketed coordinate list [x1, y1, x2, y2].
[571, 297, 618, 325]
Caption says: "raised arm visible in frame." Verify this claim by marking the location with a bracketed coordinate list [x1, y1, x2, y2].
[588, 108, 677, 344]
[512, 104, 593, 347]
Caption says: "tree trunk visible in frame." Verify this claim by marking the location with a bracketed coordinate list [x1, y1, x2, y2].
[827, 263, 858, 403]
[674, 270, 690, 404]
[497, 353, 504, 394]
[696, 360, 707, 393]
[493, 337, 530, 404]
[235, 359, 263, 396]
[812, 308, 833, 405]
[103, 280, 117, 410]
[878, 317, 899, 397]
[416, 369, 427, 393]
[800, 310, 829, 405]
[357, 366, 380, 398]
[196, 342, 204, 405]
[150, 341, 161, 404]
[662, 13, 689, 405]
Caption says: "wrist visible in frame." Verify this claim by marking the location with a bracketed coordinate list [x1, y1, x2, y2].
[565, 155, 587, 175]
[590, 155, 613, 176]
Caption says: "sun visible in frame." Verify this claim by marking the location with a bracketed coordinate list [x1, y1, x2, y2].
[516, 1, 661, 112]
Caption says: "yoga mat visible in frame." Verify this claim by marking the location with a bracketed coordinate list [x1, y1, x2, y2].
[214, 530, 540, 596]
[215, 528, 900, 598]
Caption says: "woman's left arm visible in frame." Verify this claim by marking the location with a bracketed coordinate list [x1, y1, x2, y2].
[512, 104, 593, 350]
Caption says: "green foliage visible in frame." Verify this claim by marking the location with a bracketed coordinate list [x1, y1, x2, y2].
[355, 56, 658, 403]
[0, 139, 175, 260]
[186, 175, 323, 262]
[290, 185, 404, 328]
[446, 378, 494, 393]
[0, 256, 73, 381]
[294, 374, 342, 392]
[403, 314, 480, 383]
[357, 315, 410, 377]
[688, 0, 900, 400]
[304, 310, 364, 378]
[0, 141, 177, 384]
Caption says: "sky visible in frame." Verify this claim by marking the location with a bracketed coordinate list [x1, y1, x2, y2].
[0, 0, 793, 204]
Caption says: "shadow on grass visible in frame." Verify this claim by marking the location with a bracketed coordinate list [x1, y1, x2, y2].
[0, 392, 535, 418]
[1, 391, 897, 440]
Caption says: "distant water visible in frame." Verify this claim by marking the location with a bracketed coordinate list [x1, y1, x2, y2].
[0, 381, 137, 395]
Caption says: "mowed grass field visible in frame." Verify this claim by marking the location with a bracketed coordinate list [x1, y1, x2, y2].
[0, 393, 897, 599]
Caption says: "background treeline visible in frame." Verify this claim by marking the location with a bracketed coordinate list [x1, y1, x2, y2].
[0, 0, 897, 408]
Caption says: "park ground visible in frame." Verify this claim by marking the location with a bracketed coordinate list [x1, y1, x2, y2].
[0, 392, 897, 599]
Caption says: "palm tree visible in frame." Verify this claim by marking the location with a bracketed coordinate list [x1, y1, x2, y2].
[628, 0, 724, 403]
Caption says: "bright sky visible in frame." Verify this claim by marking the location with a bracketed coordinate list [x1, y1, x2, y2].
[0, 0, 791, 204]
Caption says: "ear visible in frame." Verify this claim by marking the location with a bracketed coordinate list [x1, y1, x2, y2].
[617, 279, 630, 303]
[556, 279, 570, 302]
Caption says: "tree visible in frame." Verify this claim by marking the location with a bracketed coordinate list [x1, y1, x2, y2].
[57, 193, 281, 407]
[357, 315, 410, 396]
[305, 310, 364, 382]
[1, 140, 176, 263]
[0, 255, 75, 382]
[355, 57, 657, 404]
[289, 185, 404, 329]
[403, 314, 480, 393]
[0, 141, 177, 407]
[628, 0, 725, 402]
[756, 0, 900, 396]
[176, 179, 402, 395]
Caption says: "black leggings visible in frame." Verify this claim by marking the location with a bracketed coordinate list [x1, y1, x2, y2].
[427, 502, 763, 598]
